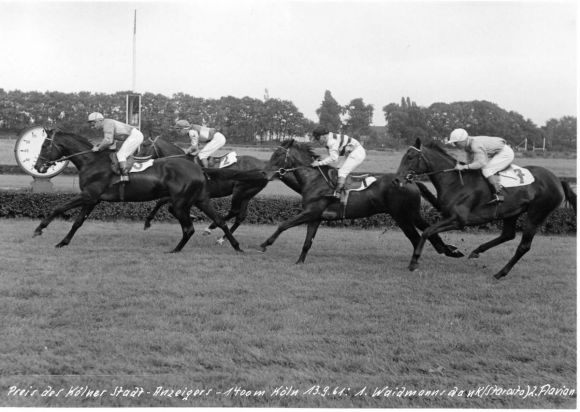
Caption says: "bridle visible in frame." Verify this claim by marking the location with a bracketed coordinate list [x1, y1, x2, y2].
[403, 146, 464, 185]
[272, 145, 334, 188]
[38, 129, 93, 167]
[140, 135, 189, 160]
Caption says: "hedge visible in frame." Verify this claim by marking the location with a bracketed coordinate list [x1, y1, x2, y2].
[0, 191, 576, 235]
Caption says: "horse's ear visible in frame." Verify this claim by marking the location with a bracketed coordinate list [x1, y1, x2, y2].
[414, 138, 422, 149]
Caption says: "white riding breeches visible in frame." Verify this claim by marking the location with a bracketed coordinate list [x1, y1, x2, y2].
[116, 129, 144, 162]
[198, 132, 226, 160]
[482, 145, 515, 178]
[338, 145, 366, 178]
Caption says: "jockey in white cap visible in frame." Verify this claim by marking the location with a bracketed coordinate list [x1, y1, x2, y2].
[88, 112, 144, 180]
[173, 120, 226, 168]
[446, 128, 515, 204]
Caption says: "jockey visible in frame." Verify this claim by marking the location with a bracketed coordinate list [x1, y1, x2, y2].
[310, 125, 366, 198]
[88, 112, 144, 179]
[173, 120, 226, 168]
[446, 128, 515, 204]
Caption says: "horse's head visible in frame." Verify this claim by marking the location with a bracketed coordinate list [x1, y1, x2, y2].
[394, 138, 458, 187]
[34, 129, 66, 173]
[264, 139, 316, 180]
[136, 135, 184, 159]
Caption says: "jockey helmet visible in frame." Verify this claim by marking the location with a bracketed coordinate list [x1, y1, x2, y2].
[312, 125, 329, 140]
[87, 112, 104, 123]
[447, 128, 468, 144]
[174, 120, 191, 129]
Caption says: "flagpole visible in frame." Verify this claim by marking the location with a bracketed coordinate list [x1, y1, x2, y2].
[132, 9, 137, 92]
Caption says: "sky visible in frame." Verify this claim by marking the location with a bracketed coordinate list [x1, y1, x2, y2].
[0, 0, 577, 127]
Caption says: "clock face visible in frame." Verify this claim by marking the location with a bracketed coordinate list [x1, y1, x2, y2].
[14, 126, 69, 178]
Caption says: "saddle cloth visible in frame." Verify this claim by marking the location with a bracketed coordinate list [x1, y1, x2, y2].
[109, 153, 154, 175]
[345, 175, 378, 192]
[129, 159, 154, 173]
[496, 164, 534, 188]
[207, 152, 238, 168]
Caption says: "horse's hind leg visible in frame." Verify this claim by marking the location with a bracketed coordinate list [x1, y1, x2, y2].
[195, 198, 243, 252]
[469, 216, 518, 259]
[55, 202, 99, 248]
[167, 202, 196, 253]
[144, 197, 171, 230]
[296, 220, 322, 264]
[493, 206, 555, 279]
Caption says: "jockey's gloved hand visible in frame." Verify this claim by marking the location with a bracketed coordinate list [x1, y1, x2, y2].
[311, 161, 321, 167]
[92, 146, 100, 152]
[454, 163, 469, 171]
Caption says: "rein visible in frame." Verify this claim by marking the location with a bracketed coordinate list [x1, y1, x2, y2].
[146, 135, 189, 159]
[274, 145, 334, 188]
[39, 131, 94, 165]
[405, 146, 464, 185]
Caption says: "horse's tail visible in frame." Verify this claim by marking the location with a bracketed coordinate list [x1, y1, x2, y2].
[561, 180, 577, 213]
[415, 181, 440, 211]
[204, 167, 266, 182]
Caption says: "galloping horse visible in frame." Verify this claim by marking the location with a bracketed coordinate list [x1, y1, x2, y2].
[395, 138, 577, 279]
[136, 136, 272, 241]
[33, 129, 246, 253]
[260, 139, 464, 264]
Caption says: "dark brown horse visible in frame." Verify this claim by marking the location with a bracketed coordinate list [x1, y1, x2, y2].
[33, 129, 248, 253]
[136, 136, 275, 243]
[259, 139, 464, 264]
[395, 138, 577, 279]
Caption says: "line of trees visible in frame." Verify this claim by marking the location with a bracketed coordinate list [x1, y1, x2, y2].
[0, 88, 575, 150]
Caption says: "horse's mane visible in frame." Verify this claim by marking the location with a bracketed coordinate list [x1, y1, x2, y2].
[281, 139, 317, 163]
[423, 141, 457, 164]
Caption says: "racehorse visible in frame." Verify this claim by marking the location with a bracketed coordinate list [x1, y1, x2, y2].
[259, 139, 464, 264]
[394, 138, 577, 279]
[136, 136, 287, 242]
[33, 129, 249, 253]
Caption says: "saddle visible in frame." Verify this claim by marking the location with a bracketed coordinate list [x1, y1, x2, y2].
[205, 152, 238, 168]
[327, 169, 378, 192]
[323, 169, 379, 219]
[109, 153, 154, 176]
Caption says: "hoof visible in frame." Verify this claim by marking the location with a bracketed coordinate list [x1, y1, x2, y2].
[236, 248, 245, 254]
[409, 262, 419, 271]
[33, 230, 42, 237]
[493, 272, 507, 280]
[55, 242, 67, 248]
[143, 222, 151, 230]
[259, 245, 267, 253]
[468, 251, 480, 259]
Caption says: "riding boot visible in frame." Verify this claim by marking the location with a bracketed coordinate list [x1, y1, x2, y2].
[200, 157, 209, 168]
[486, 175, 504, 205]
[119, 161, 130, 182]
[334, 176, 346, 198]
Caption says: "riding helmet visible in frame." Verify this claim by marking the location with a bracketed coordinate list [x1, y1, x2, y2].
[447, 128, 469, 144]
[87, 112, 104, 123]
[312, 125, 329, 139]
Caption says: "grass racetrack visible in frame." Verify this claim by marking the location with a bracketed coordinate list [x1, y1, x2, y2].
[0, 219, 576, 407]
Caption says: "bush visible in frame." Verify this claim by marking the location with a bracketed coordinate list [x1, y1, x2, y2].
[0, 191, 576, 235]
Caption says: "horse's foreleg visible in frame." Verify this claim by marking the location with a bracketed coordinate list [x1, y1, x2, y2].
[414, 214, 464, 258]
[410, 218, 461, 271]
[144, 197, 171, 230]
[33, 195, 87, 237]
[469, 216, 517, 259]
[55, 202, 99, 248]
[215, 196, 252, 245]
[259, 210, 321, 254]
[195, 198, 242, 253]
[296, 220, 322, 264]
